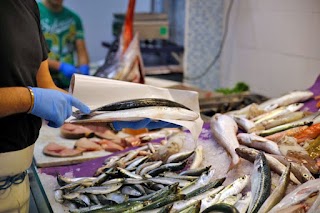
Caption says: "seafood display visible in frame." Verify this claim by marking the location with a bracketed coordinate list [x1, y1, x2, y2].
[207, 89, 320, 212]
[53, 141, 255, 213]
[42, 85, 320, 212]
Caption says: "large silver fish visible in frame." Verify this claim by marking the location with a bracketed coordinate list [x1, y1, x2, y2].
[237, 133, 281, 155]
[248, 152, 271, 213]
[257, 164, 291, 213]
[259, 90, 313, 111]
[70, 106, 199, 123]
[210, 113, 240, 167]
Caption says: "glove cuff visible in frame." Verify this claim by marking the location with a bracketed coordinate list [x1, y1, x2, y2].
[26, 87, 35, 114]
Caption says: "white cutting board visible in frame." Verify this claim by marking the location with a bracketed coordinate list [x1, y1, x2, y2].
[34, 124, 112, 168]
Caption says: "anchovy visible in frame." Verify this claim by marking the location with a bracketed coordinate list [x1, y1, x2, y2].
[248, 152, 271, 213]
[171, 186, 225, 212]
[179, 169, 215, 195]
[76, 183, 123, 195]
[217, 175, 250, 202]
[161, 172, 199, 181]
[190, 146, 203, 169]
[179, 166, 212, 177]
[73, 98, 192, 119]
[257, 164, 291, 213]
[184, 177, 225, 199]
[166, 150, 194, 164]
[148, 160, 188, 177]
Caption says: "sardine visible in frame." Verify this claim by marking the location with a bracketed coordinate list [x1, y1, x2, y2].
[76, 183, 123, 195]
[248, 152, 271, 213]
[237, 133, 281, 155]
[179, 166, 212, 177]
[210, 113, 240, 167]
[257, 164, 291, 213]
[166, 150, 194, 164]
[179, 169, 215, 195]
[172, 186, 224, 213]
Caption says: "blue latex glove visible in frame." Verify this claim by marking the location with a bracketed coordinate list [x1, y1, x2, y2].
[29, 87, 90, 128]
[112, 118, 181, 131]
[78, 65, 90, 75]
[59, 62, 78, 78]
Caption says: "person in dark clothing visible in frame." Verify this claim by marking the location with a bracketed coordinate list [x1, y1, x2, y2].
[0, 1, 89, 211]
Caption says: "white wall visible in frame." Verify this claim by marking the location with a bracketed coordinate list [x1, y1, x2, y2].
[64, 0, 151, 62]
[221, 0, 320, 98]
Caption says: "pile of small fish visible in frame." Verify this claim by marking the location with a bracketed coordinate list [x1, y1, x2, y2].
[210, 90, 320, 212]
[53, 140, 260, 213]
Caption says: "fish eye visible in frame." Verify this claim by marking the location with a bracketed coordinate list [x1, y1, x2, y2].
[303, 174, 309, 178]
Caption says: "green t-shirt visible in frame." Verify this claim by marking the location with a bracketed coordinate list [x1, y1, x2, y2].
[38, 2, 84, 88]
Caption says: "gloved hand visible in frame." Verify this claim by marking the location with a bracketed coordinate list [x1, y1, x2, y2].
[59, 62, 78, 78]
[112, 118, 181, 131]
[29, 87, 90, 128]
[78, 65, 90, 75]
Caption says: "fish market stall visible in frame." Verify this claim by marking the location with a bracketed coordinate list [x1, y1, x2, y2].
[31, 74, 320, 212]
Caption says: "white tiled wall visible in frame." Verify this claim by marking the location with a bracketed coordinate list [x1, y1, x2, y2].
[222, 0, 320, 97]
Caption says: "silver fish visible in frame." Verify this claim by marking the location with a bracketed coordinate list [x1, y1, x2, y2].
[237, 133, 281, 155]
[190, 145, 203, 169]
[235, 146, 301, 185]
[217, 175, 250, 202]
[253, 103, 304, 124]
[210, 113, 240, 167]
[248, 152, 271, 213]
[69, 106, 199, 123]
[258, 90, 313, 111]
[257, 164, 291, 213]
[232, 116, 256, 132]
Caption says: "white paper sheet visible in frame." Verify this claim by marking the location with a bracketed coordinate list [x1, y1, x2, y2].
[67, 74, 204, 140]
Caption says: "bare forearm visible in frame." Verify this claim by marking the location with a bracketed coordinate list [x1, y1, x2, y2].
[47, 59, 61, 71]
[76, 39, 89, 65]
[0, 87, 31, 118]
